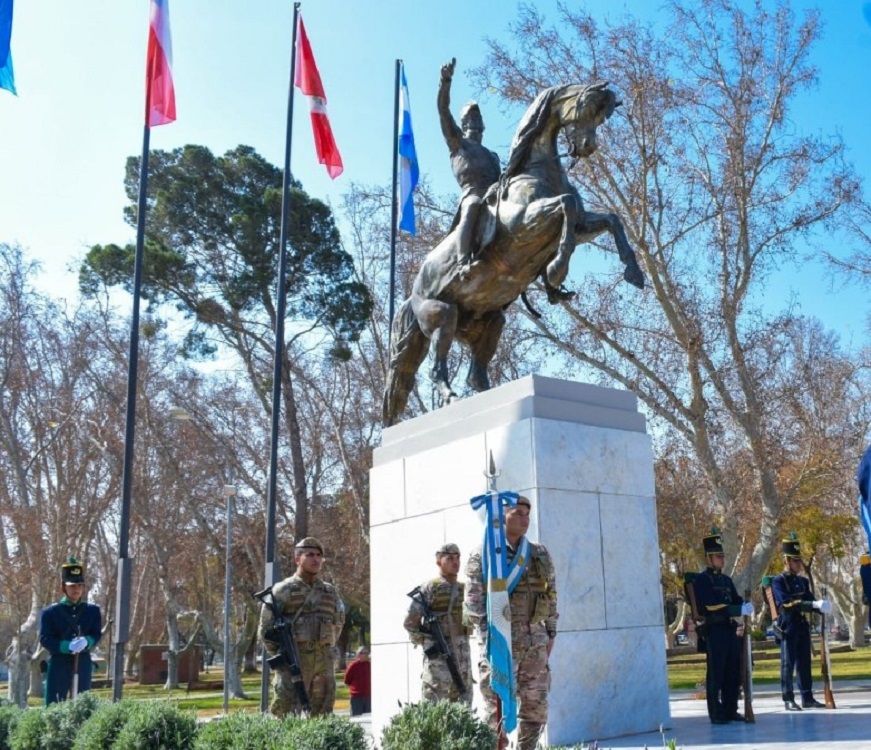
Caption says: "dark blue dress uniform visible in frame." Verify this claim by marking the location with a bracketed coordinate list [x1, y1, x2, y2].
[39, 559, 102, 705]
[692, 530, 747, 724]
[771, 534, 820, 708]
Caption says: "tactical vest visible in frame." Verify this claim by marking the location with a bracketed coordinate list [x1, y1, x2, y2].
[507, 544, 552, 626]
[274, 575, 340, 648]
[426, 578, 468, 638]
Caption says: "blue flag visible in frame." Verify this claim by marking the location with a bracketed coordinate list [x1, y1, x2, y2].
[0, 0, 15, 95]
[470, 488, 527, 735]
[858, 445, 871, 549]
[397, 62, 419, 234]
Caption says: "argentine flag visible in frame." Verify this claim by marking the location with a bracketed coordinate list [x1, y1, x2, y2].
[470, 488, 527, 734]
[398, 62, 419, 234]
[0, 0, 16, 95]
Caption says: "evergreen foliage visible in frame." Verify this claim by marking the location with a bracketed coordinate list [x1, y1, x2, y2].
[381, 700, 497, 750]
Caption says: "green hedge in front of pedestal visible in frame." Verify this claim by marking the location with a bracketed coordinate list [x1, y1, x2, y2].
[381, 700, 497, 750]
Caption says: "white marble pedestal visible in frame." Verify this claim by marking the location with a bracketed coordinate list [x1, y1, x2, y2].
[369, 375, 670, 746]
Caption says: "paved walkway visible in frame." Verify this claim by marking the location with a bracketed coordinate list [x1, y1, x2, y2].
[355, 681, 871, 748]
[596, 682, 871, 750]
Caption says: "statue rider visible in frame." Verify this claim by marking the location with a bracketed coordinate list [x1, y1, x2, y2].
[438, 58, 501, 275]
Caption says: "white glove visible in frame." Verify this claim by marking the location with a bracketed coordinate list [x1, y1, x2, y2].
[69, 636, 88, 654]
[813, 599, 832, 615]
[740, 602, 754, 617]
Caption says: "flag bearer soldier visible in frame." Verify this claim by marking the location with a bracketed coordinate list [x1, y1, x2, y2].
[404, 543, 472, 704]
[258, 537, 344, 717]
[771, 532, 831, 710]
[692, 530, 754, 724]
[39, 557, 103, 705]
[464, 495, 558, 750]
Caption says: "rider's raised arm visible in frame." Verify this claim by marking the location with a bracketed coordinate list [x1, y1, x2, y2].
[438, 58, 462, 153]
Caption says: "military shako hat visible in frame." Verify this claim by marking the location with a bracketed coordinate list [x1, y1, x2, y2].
[61, 557, 85, 584]
[294, 537, 324, 554]
[782, 532, 802, 558]
[702, 528, 724, 555]
[436, 543, 460, 558]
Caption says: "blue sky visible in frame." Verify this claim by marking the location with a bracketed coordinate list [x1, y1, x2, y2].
[1, 0, 869, 344]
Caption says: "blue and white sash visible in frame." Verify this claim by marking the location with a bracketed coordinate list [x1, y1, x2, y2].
[470, 489, 531, 734]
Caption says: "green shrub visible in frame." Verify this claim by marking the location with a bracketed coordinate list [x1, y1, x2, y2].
[72, 700, 137, 750]
[8, 707, 47, 750]
[381, 700, 497, 750]
[0, 705, 22, 750]
[111, 701, 198, 750]
[193, 712, 288, 750]
[9, 694, 103, 750]
[285, 714, 368, 750]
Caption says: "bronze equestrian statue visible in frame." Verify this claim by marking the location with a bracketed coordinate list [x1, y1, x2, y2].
[383, 78, 645, 427]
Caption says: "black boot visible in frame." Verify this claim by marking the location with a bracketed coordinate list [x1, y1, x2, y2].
[784, 700, 802, 711]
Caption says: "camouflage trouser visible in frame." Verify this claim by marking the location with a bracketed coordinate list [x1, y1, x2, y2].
[479, 627, 550, 750]
[420, 636, 473, 705]
[270, 647, 336, 717]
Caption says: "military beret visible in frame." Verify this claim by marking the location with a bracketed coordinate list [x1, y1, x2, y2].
[436, 543, 460, 557]
[294, 537, 324, 553]
[515, 496, 532, 508]
[61, 557, 85, 584]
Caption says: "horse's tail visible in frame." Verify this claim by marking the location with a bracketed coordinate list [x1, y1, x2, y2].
[383, 298, 430, 426]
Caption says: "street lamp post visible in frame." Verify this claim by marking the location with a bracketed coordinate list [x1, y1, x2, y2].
[222, 476, 236, 715]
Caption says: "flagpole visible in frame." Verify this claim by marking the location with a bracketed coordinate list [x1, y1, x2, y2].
[112, 85, 153, 704]
[387, 59, 401, 355]
[260, 0, 300, 714]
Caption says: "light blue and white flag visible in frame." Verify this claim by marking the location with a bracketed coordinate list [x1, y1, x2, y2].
[470, 488, 530, 734]
[0, 0, 16, 95]
[397, 62, 419, 234]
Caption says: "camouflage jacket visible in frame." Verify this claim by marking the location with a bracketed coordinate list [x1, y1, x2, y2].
[404, 576, 469, 645]
[464, 539, 558, 638]
[259, 573, 344, 655]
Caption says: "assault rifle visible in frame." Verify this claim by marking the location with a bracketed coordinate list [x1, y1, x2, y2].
[407, 585, 467, 697]
[254, 586, 311, 713]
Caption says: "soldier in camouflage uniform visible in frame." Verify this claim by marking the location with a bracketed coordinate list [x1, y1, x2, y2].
[464, 496, 558, 750]
[258, 537, 344, 717]
[403, 542, 472, 704]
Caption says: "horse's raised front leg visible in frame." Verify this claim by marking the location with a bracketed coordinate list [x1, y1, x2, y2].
[414, 297, 460, 405]
[577, 211, 645, 289]
[458, 310, 505, 393]
[543, 193, 581, 292]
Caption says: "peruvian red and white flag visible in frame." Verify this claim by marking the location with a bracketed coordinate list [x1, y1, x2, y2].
[294, 15, 343, 179]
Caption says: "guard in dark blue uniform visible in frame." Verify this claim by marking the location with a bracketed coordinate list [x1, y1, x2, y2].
[692, 529, 754, 724]
[771, 533, 831, 711]
[39, 557, 103, 705]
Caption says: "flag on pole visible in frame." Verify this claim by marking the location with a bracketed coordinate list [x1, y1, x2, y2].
[398, 63, 419, 234]
[858, 445, 871, 550]
[295, 15, 343, 179]
[0, 0, 16, 95]
[470, 488, 526, 735]
[146, 0, 176, 126]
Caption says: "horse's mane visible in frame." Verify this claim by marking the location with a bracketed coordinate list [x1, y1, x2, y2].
[503, 87, 559, 183]
[502, 82, 619, 184]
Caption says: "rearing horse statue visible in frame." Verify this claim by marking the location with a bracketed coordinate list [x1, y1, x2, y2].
[383, 82, 645, 426]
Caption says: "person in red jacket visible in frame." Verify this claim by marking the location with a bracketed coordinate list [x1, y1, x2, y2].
[343, 646, 371, 716]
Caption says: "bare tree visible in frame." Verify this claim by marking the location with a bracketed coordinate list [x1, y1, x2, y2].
[469, 0, 863, 590]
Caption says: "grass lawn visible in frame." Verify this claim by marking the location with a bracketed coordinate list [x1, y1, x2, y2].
[667, 642, 871, 690]
[27, 669, 351, 717]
